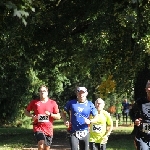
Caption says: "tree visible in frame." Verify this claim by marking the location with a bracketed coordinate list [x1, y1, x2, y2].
[0, 0, 150, 125]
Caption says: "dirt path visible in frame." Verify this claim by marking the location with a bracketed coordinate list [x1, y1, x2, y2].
[22, 131, 70, 150]
[22, 125, 134, 150]
[51, 131, 70, 150]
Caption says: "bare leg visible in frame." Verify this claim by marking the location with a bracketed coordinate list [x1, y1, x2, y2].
[38, 140, 45, 150]
[44, 145, 50, 150]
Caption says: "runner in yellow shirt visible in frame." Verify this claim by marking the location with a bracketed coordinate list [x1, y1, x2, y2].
[89, 98, 113, 150]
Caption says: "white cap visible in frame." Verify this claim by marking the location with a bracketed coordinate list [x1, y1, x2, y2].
[77, 87, 87, 92]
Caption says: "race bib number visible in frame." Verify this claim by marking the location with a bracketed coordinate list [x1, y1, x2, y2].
[91, 124, 103, 133]
[143, 123, 150, 133]
[38, 114, 49, 122]
[75, 130, 88, 139]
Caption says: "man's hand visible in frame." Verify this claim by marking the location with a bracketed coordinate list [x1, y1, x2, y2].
[31, 115, 37, 121]
[101, 135, 109, 144]
[65, 121, 70, 128]
[84, 118, 91, 124]
[45, 111, 51, 116]
[135, 118, 142, 126]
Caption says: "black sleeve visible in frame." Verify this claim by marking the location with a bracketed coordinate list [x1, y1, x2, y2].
[133, 98, 143, 121]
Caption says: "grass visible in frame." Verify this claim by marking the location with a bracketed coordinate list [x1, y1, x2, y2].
[107, 127, 135, 150]
[0, 127, 34, 150]
[0, 120, 67, 150]
[53, 119, 66, 130]
[0, 119, 136, 150]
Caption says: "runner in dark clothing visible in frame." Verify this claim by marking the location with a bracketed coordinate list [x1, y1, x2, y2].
[133, 80, 150, 150]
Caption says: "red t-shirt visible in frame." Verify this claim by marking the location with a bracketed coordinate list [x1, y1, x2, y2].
[26, 99, 59, 136]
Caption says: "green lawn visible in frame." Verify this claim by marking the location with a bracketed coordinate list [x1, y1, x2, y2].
[0, 120, 136, 150]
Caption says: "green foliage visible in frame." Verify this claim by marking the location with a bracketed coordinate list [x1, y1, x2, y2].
[0, 0, 150, 125]
[1, 0, 35, 25]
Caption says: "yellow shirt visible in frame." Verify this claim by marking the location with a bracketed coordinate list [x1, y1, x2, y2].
[89, 110, 112, 143]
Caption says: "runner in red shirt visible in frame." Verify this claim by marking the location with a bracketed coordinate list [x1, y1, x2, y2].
[24, 85, 61, 150]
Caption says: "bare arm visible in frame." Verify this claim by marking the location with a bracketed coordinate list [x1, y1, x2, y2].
[51, 113, 61, 120]
[45, 111, 61, 120]
[24, 109, 37, 121]
[60, 110, 70, 127]
[101, 118, 113, 144]
[84, 114, 99, 124]
[61, 110, 68, 123]
[105, 120, 113, 136]
[24, 109, 34, 117]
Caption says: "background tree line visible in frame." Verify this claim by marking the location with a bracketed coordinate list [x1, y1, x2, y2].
[0, 0, 150, 126]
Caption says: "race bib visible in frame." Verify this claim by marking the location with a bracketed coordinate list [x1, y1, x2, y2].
[75, 130, 88, 139]
[38, 114, 49, 122]
[143, 123, 150, 133]
[91, 124, 103, 133]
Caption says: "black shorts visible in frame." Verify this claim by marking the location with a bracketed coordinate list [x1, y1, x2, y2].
[34, 131, 53, 146]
